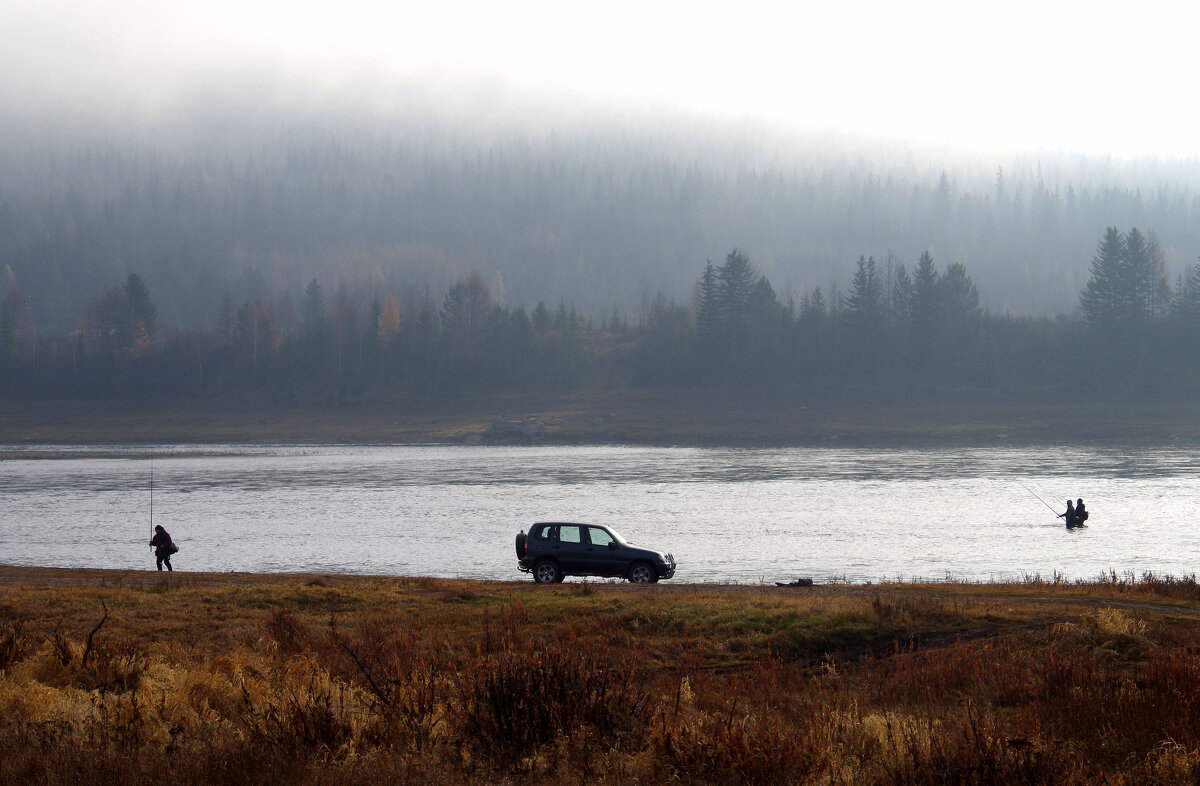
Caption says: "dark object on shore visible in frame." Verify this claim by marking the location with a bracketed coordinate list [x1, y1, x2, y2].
[484, 415, 547, 444]
[776, 578, 814, 587]
[517, 521, 676, 583]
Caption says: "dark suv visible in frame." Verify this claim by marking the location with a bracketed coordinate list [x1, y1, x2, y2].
[516, 522, 676, 583]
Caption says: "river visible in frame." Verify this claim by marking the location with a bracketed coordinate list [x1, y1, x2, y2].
[1, 443, 1196, 583]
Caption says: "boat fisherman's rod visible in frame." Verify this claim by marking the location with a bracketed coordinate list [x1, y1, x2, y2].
[1018, 480, 1059, 516]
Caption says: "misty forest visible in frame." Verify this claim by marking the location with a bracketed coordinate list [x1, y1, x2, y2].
[3, 120, 1200, 402]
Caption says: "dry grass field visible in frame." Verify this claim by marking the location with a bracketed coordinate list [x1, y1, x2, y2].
[3, 568, 1200, 784]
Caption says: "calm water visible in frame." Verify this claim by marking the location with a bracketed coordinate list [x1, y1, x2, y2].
[0, 444, 1196, 583]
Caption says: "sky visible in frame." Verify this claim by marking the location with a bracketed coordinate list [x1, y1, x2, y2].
[4, 0, 1200, 157]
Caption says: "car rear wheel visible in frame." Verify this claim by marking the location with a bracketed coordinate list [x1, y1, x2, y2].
[533, 560, 562, 584]
[628, 562, 658, 584]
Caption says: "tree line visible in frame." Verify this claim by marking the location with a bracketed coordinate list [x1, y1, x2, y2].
[3, 226, 1200, 402]
[6, 124, 1200, 341]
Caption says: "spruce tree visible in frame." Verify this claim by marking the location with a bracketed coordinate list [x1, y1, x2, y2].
[843, 255, 882, 329]
[124, 273, 157, 342]
[911, 250, 940, 340]
[695, 259, 721, 338]
[1079, 227, 1127, 328]
[892, 263, 913, 326]
[1123, 227, 1153, 323]
[940, 262, 981, 329]
[715, 248, 756, 335]
[1147, 231, 1172, 317]
[803, 288, 827, 320]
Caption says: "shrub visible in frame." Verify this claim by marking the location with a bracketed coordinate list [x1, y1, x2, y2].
[455, 640, 651, 760]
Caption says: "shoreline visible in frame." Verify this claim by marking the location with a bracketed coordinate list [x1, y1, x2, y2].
[4, 386, 1200, 447]
[2, 564, 1196, 599]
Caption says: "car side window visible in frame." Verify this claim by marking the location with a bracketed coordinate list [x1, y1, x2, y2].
[559, 525, 582, 544]
[587, 527, 614, 547]
[533, 526, 553, 541]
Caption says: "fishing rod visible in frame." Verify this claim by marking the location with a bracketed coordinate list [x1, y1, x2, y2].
[1018, 480, 1061, 516]
[149, 456, 154, 550]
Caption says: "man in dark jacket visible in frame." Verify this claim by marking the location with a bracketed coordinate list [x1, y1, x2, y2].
[1058, 500, 1076, 528]
[149, 525, 176, 571]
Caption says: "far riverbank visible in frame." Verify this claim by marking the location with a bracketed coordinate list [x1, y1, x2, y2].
[3, 386, 1200, 446]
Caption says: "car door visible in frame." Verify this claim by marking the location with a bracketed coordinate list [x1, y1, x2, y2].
[584, 526, 622, 577]
[553, 524, 590, 575]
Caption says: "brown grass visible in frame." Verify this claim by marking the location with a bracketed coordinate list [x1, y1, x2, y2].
[4, 569, 1200, 783]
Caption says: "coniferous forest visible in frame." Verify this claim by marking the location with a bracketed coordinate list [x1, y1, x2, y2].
[4, 121, 1200, 408]
[3, 228, 1200, 406]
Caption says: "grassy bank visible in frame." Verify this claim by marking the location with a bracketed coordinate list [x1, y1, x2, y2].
[4, 386, 1200, 446]
[3, 568, 1200, 783]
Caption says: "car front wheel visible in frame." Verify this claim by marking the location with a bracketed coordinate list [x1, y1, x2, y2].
[628, 562, 658, 584]
[533, 560, 562, 584]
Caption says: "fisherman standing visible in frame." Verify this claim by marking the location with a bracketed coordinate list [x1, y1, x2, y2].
[150, 525, 176, 571]
[1074, 499, 1088, 527]
[1058, 500, 1076, 528]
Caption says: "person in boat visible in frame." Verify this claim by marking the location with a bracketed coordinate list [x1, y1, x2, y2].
[1058, 500, 1076, 528]
[1074, 499, 1088, 526]
[149, 524, 176, 572]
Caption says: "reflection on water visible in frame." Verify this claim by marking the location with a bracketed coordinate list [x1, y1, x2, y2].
[1, 444, 1197, 583]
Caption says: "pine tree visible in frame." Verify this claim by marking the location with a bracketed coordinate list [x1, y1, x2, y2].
[892, 263, 913, 325]
[1173, 261, 1200, 326]
[940, 262, 981, 330]
[842, 255, 882, 330]
[911, 250, 940, 339]
[802, 288, 827, 321]
[441, 272, 490, 339]
[1079, 227, 1128, 328]
[1123, 227, 1154, 323]
[531, 302, 550, 333]
[1148, 231, 1172, 317]
[123, 272, 157, 347]
[715, 248, 756, 335]
[695, 259, 721, 337]
[748, 274, 785, 334]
